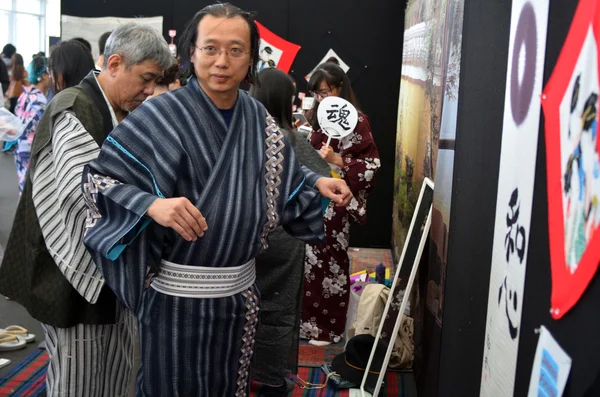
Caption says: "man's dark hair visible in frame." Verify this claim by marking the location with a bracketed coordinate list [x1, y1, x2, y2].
[179, 3, 260, 84]
[70, 37, 92, 53]
[98, 31, 112, 55]
[2, 44, 16, 58]
[0, 56, 9, 93]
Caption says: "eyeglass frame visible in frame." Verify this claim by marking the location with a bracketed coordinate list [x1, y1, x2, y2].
[310, 87, 339, 99]
[194, 45, 251, 59]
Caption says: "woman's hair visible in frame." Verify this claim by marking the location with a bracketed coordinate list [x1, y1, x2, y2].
[70, 37, 92, 53]
[27, 55, 47, 84]
[179, 3, 260, 84]
[11, 53, 25, 81]
[156, 61, 180, 86]
[48, 41, 95, 92]
[249, 68, 296, 143]
[307, 62, 360, 130]
[98, 31, 112, 56]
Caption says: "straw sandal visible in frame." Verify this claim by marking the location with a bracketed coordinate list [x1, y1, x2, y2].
[0, 325, 36, 343]
[0, 333, 26, 351]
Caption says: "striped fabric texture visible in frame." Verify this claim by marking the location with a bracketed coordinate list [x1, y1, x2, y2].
[0, 349, 48, 396]
[31, 110, 105, 304]
[41, 303, 136, 397]
[82, 78, 326, 396]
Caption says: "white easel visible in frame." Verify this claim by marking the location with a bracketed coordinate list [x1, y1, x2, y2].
[360, 178, 434, 397]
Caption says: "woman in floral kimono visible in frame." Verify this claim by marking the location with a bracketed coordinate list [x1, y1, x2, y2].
[12, 56, 50, 193]
[300, 62, 381, 343]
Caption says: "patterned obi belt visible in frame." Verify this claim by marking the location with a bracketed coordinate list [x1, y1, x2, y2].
[151, 259, 256, 298]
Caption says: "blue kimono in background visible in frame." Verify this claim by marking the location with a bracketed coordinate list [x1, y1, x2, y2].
[82, 77, 325, 397]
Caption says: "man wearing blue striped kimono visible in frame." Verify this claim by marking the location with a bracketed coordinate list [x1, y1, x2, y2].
[81, 3, 352, 397]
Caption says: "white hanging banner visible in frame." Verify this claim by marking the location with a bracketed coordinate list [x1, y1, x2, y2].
[480, 1, 550, 396]
[61, 15, 164, 59]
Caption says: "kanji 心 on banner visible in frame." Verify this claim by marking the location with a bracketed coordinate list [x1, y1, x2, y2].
[480, 0, 550, 396]
[255, 21, 300, 74]
[542, 0, 600, 320]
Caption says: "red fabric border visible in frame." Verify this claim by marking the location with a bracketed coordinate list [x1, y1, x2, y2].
[255, 21, 301, 74]
[542, 0, 600, 319]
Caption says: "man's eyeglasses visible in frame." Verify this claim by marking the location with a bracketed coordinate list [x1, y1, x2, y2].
[195, 45, 250, 59]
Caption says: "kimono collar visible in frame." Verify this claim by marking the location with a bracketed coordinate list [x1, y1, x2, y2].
[79, 71, 117, 138]
[187, 76, 241, 133]
[92, 71, 119, 128]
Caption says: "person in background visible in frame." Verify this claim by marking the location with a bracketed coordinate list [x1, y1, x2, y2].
[96, 31, 112, 71]
[0, 24, 172, 397]
[1, 44, 16, 67]
[0, 46, 12, 94]
[71, 37, 92, 53]
[300, 62, 381, 344]
[1, 44, 16, 99]
[13, 56, 51, 194]
[249, 68, 331, 396]
[5, 53, 29, 114]
[48, 41, 96, 92]
[0, 58, 7, 96]
[326, 56, 340, 65]
[147, 61, 181, 99]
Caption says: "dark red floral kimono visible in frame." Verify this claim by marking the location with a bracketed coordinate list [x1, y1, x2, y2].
[300, 113, 380, 342]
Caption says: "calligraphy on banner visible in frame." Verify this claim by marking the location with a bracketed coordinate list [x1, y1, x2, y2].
[499, 188, 527, 340]
[480, 1, 550, 396]
[542, 0, 600, 320]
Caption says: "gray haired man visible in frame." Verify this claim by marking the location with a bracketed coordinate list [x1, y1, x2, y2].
[0, 23, 172, 397]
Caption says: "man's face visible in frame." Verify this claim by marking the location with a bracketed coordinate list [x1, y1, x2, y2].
[191, 15, 253, 100]
[107, 56, 163, 112]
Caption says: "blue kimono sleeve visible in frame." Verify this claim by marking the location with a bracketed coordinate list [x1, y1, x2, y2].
[82, 112, 178, 262]
[280, 161, 326, 243]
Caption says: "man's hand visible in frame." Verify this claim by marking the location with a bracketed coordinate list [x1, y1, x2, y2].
[315, 178, 352, 207]
[147, 198, 208, 241]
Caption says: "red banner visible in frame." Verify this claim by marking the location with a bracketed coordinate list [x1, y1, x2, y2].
[542, 0, 600, 319]
[255, 21, 301, 74]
